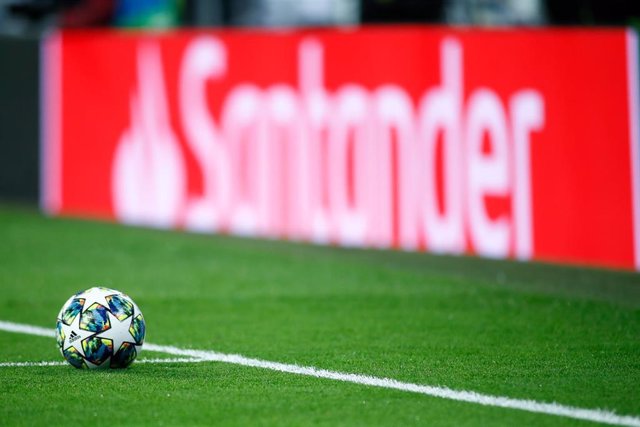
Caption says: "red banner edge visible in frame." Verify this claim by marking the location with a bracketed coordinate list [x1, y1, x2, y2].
[40, 31, 62, 217]
[626, 29, 640, 271]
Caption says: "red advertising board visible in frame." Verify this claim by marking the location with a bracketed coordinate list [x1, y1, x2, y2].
[41, 27, 640, 270]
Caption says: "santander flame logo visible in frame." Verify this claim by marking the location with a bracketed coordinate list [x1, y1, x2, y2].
[112, 44, 186, 228]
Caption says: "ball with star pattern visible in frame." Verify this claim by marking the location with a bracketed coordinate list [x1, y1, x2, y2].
[56, 287, 145, 369]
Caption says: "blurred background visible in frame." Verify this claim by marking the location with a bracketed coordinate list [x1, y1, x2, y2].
[1, 0, 640, 34]
[0, 0, 640, 270]
[2, 0, 640, 206]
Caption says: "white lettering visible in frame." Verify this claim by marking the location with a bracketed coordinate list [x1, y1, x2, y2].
[179, 37, 230, 232]
[465, 89, 511, 258]
[417, 39, 464, 254]
[510, 90, 545, 260]
[112, 36, 545, 263]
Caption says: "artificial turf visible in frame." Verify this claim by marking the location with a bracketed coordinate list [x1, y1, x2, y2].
[0, 205, 639, 426]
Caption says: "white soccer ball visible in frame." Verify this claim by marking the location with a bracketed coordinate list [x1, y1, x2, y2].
[56, 287, 146, 369]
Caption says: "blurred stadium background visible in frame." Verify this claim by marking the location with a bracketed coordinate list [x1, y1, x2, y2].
[4, 0, 640, 269]
[2, 1, 640, 206]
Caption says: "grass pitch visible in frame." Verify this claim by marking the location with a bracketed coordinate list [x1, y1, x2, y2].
[0, 205, 639, 426]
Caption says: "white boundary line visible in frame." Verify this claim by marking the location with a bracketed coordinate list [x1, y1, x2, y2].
[0, 358, 203, 368]
[627, 29, 640, 271]
[0, 321, 53, 338]
[1, 320, 639, 427]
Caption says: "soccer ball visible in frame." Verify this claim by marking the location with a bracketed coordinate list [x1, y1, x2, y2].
[56, 287, 145, 369]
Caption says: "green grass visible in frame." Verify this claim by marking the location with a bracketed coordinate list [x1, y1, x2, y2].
[0, 204, 639, 426]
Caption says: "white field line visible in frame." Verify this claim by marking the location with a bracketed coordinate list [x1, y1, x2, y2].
[0, 358, 203, 368]
[1, 320, 639, 427]
[1, 360, 67, 367]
